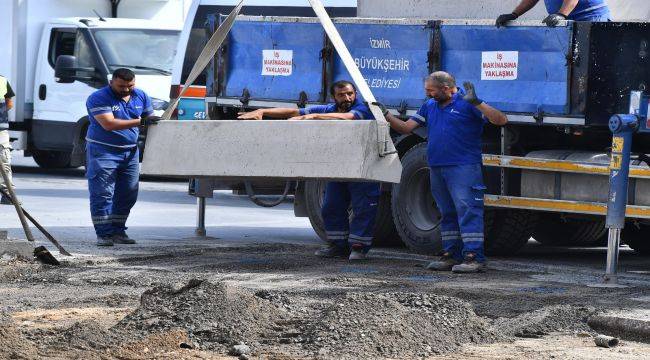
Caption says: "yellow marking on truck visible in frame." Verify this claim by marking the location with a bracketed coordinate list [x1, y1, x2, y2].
[484, 195, 650, 219]
[612, 137, 624, 153]
[482, 155, 650, 179]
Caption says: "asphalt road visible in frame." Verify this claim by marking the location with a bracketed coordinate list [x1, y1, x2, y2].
[2, 151, 649, 278]
[2, 151, 650, 359]
[0, 151, 318, 250]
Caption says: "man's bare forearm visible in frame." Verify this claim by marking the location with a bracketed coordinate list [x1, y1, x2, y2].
[558, 0, 579, 16]
[476, 103, 508, 126]
[97, 117, 141, 131]
[385, 113, 419, 134]
[261, 108, 300, 118]
[303, 113, 355, 120]
[513, 0, 540, 16]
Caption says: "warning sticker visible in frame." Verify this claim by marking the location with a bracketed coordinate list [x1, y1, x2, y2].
[481, 51, 518, 80]
[262, 50, 293, 76]
[610, 154, 623, 170]
[612, 137, 625, 153]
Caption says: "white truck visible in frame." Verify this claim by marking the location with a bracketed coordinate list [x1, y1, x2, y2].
[1, 0, 183, 168]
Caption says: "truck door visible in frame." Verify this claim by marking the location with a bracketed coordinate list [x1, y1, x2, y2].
[32, 25, 105, 153]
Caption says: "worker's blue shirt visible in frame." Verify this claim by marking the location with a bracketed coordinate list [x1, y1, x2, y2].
[299, 98, 374, 120]
[544, 0, 610, 21]
[410, 91, 485, 167]
[86, 86, 153, 148]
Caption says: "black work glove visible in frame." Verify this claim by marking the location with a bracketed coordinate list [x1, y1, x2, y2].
[372, 102, 390, 116]
[542, 13, 567, 27]
[364, 101, 390, 116]
[140, 115, 161, 127]
[462, 82, 484, 107]
[496, 12, 518, 28]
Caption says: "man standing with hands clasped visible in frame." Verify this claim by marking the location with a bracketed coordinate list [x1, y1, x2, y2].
[85, 68, 160, 246]
[377, 71, 508, 273]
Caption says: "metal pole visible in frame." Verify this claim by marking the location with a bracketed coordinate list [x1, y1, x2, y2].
[195, 196, 206, 237]
[603, 228, 621, 282]
[600, 113, 638, 286]
[0, 157, 35, 242]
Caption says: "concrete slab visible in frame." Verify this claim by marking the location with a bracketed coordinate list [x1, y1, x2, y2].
[0, 238, 34, 260]
[141, 120, 402, 183]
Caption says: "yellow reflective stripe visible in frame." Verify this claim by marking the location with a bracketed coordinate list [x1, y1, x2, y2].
[482, 154, 650, 179]
[484, 195, 650, 219]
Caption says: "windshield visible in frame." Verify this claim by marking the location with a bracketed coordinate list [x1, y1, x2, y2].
[93, 29, 180, 75]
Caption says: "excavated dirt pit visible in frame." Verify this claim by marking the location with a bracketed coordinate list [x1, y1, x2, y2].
[1, 243, 650, 359]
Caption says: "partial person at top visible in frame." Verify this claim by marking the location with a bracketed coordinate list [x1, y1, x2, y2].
[496, 0, 611, 28]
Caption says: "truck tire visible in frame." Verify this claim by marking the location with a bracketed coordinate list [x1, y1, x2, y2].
[623, 224, 650, 255]
[303, 180, 402, 247]
[533, 214, 607, 247]
[32, 150, 72, 169]
[484, 209, 538, 256]
[391, 143, 442, 254]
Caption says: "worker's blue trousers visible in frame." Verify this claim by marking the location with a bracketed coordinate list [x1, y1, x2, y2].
[86, 142, 139, 237]
[321, 182, 380, 253]
[429, 164, 486, 262]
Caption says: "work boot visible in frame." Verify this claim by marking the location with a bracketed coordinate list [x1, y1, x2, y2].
[452, 253, 486, 273]
[112, 233, 136, 244]
[96, 236, 114, 247]
[426, 252, 461, 271]
[315, 244, 349, 258]
[0, 194, 12, 205]
[348, 244, 368, 261]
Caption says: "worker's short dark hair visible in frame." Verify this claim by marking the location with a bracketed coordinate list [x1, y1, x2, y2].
[330, 80, 356, 96]
[112, 68, 135, 82]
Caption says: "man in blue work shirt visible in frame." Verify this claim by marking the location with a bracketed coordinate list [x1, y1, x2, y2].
[496, 0, 610, 27]
[380, 72, 508, 273]
[237, 80, 379, 261]
[86, 68, 160, 246]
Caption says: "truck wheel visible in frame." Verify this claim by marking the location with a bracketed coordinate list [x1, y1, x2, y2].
[391, 143, 442, 254]
[623, 224, 650, 255]
[533, 214, 607, 247]
[303, 180, 402, 247]
[484, 209, 538, 256]
[32, 150, 72, 169]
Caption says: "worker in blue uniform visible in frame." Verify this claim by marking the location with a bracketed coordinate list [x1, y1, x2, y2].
[496, 0, 611, 27]
[85, 68, 160, 246]
[237, 80, 379, 261]
[379, 72, 508, 273]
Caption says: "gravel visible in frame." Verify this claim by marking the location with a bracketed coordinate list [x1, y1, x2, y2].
[302, 292, 501, 359]
[492, 305, 598, 338]
[113, 279, 289, 352]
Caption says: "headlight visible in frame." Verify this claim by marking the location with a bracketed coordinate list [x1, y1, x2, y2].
[151, 98, 169, 111]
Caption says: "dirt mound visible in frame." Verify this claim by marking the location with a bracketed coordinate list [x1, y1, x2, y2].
[492, 305, 597, 338]
[303, 292, 500, 359]
[0, 314, 39, 360]
[114, 279, 287, 351]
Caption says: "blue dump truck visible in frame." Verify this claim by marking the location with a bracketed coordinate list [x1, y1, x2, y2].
[194, 16, 650, 255]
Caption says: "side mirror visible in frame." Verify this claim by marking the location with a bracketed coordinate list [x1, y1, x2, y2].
[54, 55, 77, 83]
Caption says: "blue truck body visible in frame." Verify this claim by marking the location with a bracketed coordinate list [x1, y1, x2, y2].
[209, 17, 581, 120]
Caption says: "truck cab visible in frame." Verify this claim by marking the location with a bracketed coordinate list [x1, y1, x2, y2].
[18, 17, 180, 168]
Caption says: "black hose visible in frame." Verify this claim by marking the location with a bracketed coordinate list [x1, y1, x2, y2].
[244, 181, 292, 208]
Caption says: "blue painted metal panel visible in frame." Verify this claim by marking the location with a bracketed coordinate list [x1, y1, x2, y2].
[223, 21, 325, 102]
[177, 98, 207, 120]
[441, 25, 573, 114]
[332, 23, 431, 109]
